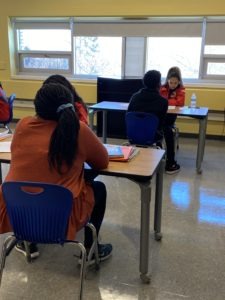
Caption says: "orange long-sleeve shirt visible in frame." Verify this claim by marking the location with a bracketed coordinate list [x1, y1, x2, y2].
[0, 116, 109, 239]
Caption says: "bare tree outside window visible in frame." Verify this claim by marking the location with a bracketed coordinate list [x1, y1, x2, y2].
[74, 36, 122, 77]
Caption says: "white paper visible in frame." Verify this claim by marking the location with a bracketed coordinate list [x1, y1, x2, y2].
[0, 141, 11, 152]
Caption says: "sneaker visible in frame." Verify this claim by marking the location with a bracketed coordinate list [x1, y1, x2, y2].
[78, 243, 113, 266]
[165, 162, 180, 175]
[96, 243, 113, 262]
[156, 141, 163, 149]
[15, 241, 39, 259]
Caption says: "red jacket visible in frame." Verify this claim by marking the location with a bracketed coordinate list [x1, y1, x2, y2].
[0, 87, 10, 122]
[160, 84, 185, 107]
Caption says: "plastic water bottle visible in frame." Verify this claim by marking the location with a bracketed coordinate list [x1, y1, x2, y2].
[190, 93, 197, 108]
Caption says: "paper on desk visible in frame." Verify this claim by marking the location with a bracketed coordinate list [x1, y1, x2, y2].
[0, 141, 11, 152]
[0, 132, 12, 141]
[168, 106, 188, 110]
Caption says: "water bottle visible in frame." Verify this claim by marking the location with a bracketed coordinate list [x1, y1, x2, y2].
[190, 93, 197, 108]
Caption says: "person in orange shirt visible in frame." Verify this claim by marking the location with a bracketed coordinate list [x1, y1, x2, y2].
[43, 74, 88, 125]
[0, 83, 112, 263]
[43, 75, 99, 182]
[160, 67, 185, 174]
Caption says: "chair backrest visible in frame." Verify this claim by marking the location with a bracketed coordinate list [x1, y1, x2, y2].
[6, 93, 16, 124]
[126, 112, 159, 146]
[2, 181, 73, 244]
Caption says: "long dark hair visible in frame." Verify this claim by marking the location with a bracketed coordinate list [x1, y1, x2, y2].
[43, 74, 87, 112]
[164, 66, 184, 86]
[34, 83, 80, 174]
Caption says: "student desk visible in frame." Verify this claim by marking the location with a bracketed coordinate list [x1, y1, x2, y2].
[88, 101, 209, 174]
[0, 144, 165, 284]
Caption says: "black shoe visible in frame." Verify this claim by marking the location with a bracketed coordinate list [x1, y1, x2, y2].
[97, 243, 113, 262]
[15, 241, 39, 259]
[165, 162, 180, 174]
[78, 243, 113, 266]
[156, 141, 163, 149]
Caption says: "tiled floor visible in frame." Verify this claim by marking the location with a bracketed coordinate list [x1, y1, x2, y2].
[0, 137, 225, 300]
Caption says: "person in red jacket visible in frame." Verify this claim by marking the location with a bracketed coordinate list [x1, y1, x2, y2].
[160, 67, 185, 107]
[160, 67, 185, 174]
[43, 75, 88, 125]
[0, 82, 10, 122]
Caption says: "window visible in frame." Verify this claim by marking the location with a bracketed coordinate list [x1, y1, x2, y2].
[20, 55, 70, 72]
[74, 36, 122, 78]
[17, 29, 71, 51]
[11, 16, 225, 82]
[202, 17, 225, 79]
[13, 18, 72, 74]
[146, 37, 202, 79]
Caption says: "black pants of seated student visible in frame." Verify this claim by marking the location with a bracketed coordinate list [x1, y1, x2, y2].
[84, 181, 107, 249]
[163, 114, 177, 166]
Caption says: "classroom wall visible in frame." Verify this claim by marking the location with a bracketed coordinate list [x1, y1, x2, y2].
[1, 0, 225, 137]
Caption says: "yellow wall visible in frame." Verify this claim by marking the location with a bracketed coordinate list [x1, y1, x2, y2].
[1, 1, 225, 136]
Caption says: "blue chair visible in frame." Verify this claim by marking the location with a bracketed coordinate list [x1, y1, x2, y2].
[126, 112, 160, 147]
[0, 181, 99, 300]
[0, 93, 16, 133]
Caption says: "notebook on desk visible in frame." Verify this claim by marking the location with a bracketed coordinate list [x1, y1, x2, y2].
[109, 145, 139, 162]
[0, 141, 11, 152]
[104, 144, 124, 158]
[0, 132, 12, 141]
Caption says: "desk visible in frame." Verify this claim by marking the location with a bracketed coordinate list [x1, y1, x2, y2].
[89, 101, 208, 173]
[0, 144, 165, 284]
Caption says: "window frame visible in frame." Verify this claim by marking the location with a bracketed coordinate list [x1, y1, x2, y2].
[10, 16, 225, 83]
[12, 17, 73, 76]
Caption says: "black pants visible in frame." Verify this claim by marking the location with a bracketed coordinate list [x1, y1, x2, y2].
[163, 114, 177, 165]
[84, 180, 107, 248]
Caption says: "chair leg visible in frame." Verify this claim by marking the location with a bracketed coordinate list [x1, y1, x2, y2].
[78, 243, 86, 300]
[23, 241, 32, 263]
[172, 126, 179, 155]
[86, 223, 100, 270]
[2, 125, 11, 134]
[175, 127, 179, 150]
[7, 126, 12, 134]
[176, 128, 179, 149]
[0, 235, 17, 286]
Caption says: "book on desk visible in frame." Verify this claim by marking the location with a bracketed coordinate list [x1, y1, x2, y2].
[0, 131, 12, 153]
[104, 144, 139, 162]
